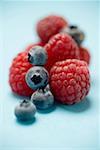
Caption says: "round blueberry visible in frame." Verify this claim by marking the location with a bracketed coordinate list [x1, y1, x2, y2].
[25, 66, 49, 90]
[28, 46, 48, 66]
[31, 88, 54, 110]
[61, 25, 85, 45]
[14, 100, 36, 121]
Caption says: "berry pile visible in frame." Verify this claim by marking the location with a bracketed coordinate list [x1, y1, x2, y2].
[14, 46, 54, 121]
[9, 15, 91, 122]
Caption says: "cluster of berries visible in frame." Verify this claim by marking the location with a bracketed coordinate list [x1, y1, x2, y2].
[15, 46, 54, 121]
[9, 15, 91, 121]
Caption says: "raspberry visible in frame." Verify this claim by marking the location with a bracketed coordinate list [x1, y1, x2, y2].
[45, 33, 80, 71]
[50, 59, 90, 104]
[37, 15, 68, 42]
[9, 51, 34, 96]
[25, 42, 45, 52]
[79, 47, 90, 65]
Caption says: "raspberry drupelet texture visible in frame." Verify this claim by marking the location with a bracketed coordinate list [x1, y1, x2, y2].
[31, 88, 54, 110]
[45, 33, 80, 71]
[9, 51, 34, 96]
[50, 59, 90, 104]
[37, 15, 68, 42]
[79, 47, 90, 65]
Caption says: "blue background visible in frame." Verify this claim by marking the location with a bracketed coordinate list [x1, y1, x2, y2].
[0, 1, 100, 150]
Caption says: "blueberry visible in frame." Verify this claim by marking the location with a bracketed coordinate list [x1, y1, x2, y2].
[28, 46, 48, 66]
[31, 88, 54, 110]
[25, 66, 49, 90]
[44, 84, 50, 92]
[38, 84, 50, 93]
[69, 25, 78, 29]
[14, 100, 36, 121]
[61, 25, 85, 45]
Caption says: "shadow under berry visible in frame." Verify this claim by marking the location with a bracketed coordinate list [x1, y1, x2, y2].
[58, 97, 91, 113]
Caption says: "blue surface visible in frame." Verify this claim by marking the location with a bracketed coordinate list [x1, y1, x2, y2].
[0, 1, 100, 150]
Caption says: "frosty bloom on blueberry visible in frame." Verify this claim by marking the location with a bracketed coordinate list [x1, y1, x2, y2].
[15, 99, 36, 121]
[61, 25, 85, 45]
[31, 88, 54, 109]
[25, 66, 49, 90]
[28, 46, 48, 66]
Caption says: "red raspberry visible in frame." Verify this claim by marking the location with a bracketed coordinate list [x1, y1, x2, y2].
[45, 33, 80, 71]
[50, 59, 90, 104]
[25, 42, 45, 52]
[37, 15, 68, 42]
[79, 47, 90, 65]
[9, 51, 34, 96]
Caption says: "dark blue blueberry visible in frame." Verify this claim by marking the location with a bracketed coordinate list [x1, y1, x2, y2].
[28, 46, 48, 66]
[25, 66, 49, 90]
[14, 100, 36, 121]
[69, 25, 78, 29]
[61, 25, 85, 45]
[31, 88, 54, 110]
